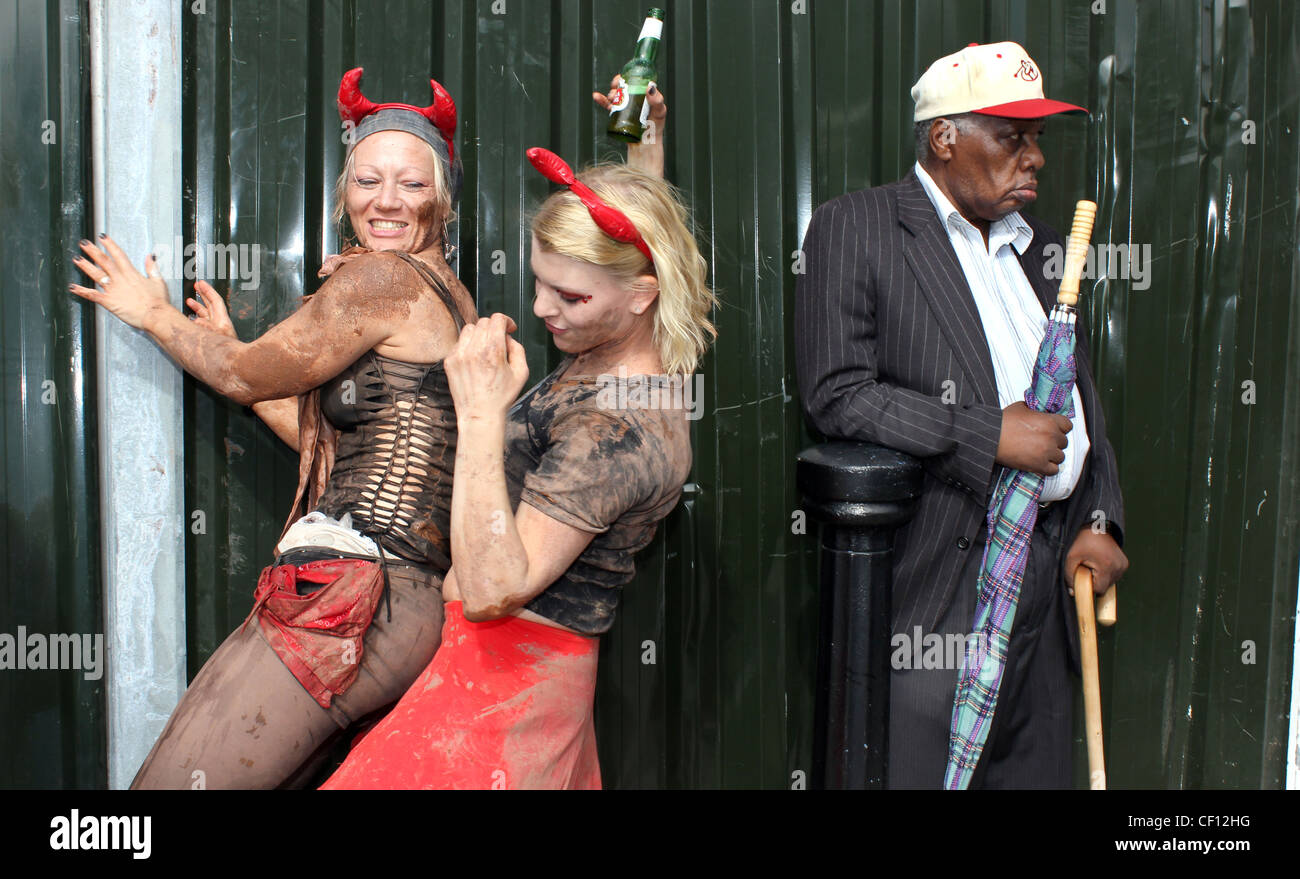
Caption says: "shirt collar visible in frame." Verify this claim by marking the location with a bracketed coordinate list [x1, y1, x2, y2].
[913, 162, 1034, 255]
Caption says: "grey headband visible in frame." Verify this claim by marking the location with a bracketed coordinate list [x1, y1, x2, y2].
[350, 108, 463, 201]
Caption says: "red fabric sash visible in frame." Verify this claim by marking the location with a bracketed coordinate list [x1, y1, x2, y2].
[244, 558, 385, 708]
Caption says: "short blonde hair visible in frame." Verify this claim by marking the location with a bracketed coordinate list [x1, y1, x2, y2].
[331, 138, 455, 243]
[531, 165, 717, 375]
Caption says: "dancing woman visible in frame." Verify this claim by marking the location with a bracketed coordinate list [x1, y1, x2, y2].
[71, 71, 478, 788]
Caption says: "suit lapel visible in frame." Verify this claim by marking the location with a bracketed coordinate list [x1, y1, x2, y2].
[896, 170, 999, 405]
[1015, 236, 1057, 315]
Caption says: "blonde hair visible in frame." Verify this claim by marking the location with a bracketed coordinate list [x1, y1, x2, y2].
[531, 165, 717, 375]
[331, 138, 455, 244]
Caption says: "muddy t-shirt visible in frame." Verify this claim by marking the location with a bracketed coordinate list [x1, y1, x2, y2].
[506, 358, 694, 634]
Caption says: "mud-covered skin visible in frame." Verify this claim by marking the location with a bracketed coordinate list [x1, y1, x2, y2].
[292, 250, 469, 572]
[317, 244, 373, 278]
[132, 252, 471, 789]
[529, 236, 660, 372]
[146, 250, 467, 405]
[505, 358, 693, 634]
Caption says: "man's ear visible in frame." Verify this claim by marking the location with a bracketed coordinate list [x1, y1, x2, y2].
[630, 273, 660, 316]
[930, 118, 959, 162]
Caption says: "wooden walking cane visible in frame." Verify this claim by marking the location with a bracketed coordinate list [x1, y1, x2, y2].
[1074, 569, 1114, 789]
[1059, 200, 1116, 790]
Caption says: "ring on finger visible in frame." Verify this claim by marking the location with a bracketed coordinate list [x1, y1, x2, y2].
[99, 276, 111, 286]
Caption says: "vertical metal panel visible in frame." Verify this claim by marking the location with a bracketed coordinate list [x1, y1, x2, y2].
[0, 0, 105, 788]
[91, 0, 188, 791]
[1033, 0, 1300, 790]
[183, 0, 314, 673]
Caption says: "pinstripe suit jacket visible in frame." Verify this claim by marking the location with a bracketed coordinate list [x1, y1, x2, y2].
[795, 168, 1125, 640]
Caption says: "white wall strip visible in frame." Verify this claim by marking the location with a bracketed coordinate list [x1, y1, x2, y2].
[89, 0, 187, 789]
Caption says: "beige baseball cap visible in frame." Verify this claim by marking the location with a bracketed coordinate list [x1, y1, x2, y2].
[911, 41, 1087, 121]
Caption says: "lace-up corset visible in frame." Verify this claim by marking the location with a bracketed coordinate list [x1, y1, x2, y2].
[312, 252, 466, 573]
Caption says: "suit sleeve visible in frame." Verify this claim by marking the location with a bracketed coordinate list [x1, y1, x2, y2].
[794, 197, 1003, 499]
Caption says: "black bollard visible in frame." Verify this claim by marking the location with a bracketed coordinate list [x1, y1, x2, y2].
[797, 442, 922, 790]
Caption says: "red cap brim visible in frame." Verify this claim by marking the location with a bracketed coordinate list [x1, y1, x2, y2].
[971, 98, 1089, 119]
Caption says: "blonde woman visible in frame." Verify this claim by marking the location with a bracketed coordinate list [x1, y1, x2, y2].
[322, 92, 715, 789]
[71, 71, 477, 788]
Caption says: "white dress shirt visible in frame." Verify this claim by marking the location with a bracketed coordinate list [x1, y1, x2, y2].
[914, 163, 1088, 502]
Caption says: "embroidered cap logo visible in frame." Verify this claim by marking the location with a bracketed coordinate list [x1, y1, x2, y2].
[1014, 59, 1040, 82]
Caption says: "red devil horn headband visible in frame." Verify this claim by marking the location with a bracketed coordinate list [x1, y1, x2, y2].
[526, 147, 653, 263]
[337, 67, 457, 162]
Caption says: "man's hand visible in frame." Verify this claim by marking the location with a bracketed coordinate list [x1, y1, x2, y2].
[995, 401, 1071, 475]
[1064, 528, 1128, 595]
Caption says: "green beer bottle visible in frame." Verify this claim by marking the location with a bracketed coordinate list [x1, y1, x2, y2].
[607, 8, 665, 143]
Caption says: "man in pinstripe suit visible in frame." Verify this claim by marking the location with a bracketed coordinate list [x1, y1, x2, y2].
[795, 42, 1128, 788]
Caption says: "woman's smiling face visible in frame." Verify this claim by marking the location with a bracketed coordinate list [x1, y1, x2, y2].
[346, 130, 444, 253]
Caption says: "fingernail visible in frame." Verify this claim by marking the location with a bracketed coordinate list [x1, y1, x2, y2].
[150, 254, 156, 261]
[648, 83, 657, 94]
[80, 239, 90, 246]
[98, 232, 105, 239]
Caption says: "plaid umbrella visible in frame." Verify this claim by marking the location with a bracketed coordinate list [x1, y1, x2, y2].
[943, 201, 1095, 790]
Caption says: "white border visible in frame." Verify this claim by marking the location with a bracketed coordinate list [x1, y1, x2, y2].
[1287, 558, 1300, 789]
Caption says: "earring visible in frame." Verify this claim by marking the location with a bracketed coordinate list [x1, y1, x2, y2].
[340, 219, 360, 250]
[441, 218, 457, 263]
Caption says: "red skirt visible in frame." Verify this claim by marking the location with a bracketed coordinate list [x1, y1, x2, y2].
[320, 601, 601, 789]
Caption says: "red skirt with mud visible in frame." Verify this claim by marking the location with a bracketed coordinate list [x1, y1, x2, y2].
[320, 601, 601, 789]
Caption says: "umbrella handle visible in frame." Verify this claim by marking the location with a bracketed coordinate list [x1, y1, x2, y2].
[1058, 200, 1097, 307]
[1073, 567, 1106, 789]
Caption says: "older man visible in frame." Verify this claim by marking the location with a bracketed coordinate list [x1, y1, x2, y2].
[795, 42, 1128, 788]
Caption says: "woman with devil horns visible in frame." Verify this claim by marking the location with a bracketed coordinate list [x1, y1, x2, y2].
[319, 79, 714, 789]
[72, 69, 480, 788]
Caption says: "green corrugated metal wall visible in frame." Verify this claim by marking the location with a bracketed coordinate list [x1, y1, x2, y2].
[3, 0, 1297, 788]
[0, 0, 105, 787]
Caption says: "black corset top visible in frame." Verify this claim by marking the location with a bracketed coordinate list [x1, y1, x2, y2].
[311, 252, 467, 573]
